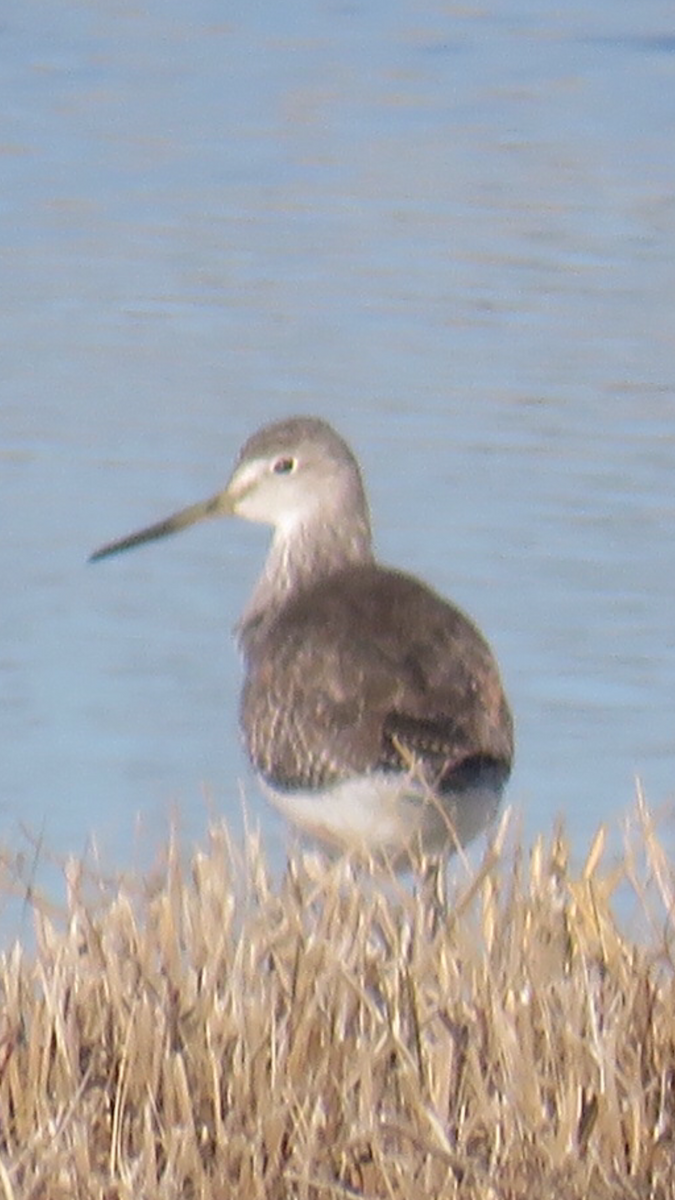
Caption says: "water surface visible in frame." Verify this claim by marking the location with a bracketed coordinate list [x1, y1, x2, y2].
[3, 0, 675, 931]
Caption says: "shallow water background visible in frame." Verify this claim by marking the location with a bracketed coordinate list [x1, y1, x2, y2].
[3, 0, 675, 931]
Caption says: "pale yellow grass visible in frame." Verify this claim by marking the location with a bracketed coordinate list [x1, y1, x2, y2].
[0, 796, 674, 1199]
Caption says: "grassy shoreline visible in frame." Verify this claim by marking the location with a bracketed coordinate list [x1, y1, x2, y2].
[1, 801, 674, 1198]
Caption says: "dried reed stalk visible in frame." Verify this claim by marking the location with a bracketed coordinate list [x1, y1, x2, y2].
[0, 800, 674, 1199]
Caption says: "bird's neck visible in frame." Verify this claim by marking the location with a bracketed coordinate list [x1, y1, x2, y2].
[238, 513, 373, 654]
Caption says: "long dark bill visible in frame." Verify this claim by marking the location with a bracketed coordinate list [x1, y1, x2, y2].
[89, 493, 232, 563]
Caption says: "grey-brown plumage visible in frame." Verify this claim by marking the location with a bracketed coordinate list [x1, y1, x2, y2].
[91, 416, 513, 865]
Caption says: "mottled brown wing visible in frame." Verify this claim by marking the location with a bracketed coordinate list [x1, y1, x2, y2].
[241, 564, 513, 791]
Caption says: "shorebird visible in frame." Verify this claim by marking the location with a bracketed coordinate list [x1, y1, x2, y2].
[90, 416, 513, 868]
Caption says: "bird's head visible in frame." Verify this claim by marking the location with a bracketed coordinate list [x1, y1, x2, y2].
[89, 416, 370, 563]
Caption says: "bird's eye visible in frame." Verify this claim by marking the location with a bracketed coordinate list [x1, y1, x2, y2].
[272, 456, 296, 475]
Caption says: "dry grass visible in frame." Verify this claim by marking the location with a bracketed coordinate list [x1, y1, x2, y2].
[1, 796, 675, 1199]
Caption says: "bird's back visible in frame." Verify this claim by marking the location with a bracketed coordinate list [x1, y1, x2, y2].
[240, 562, 513, 794]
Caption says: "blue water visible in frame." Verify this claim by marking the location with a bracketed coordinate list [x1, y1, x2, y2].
[2, 0, 675, 935]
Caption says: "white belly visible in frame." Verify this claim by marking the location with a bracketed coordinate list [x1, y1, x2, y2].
[260, 770, 503, 867]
